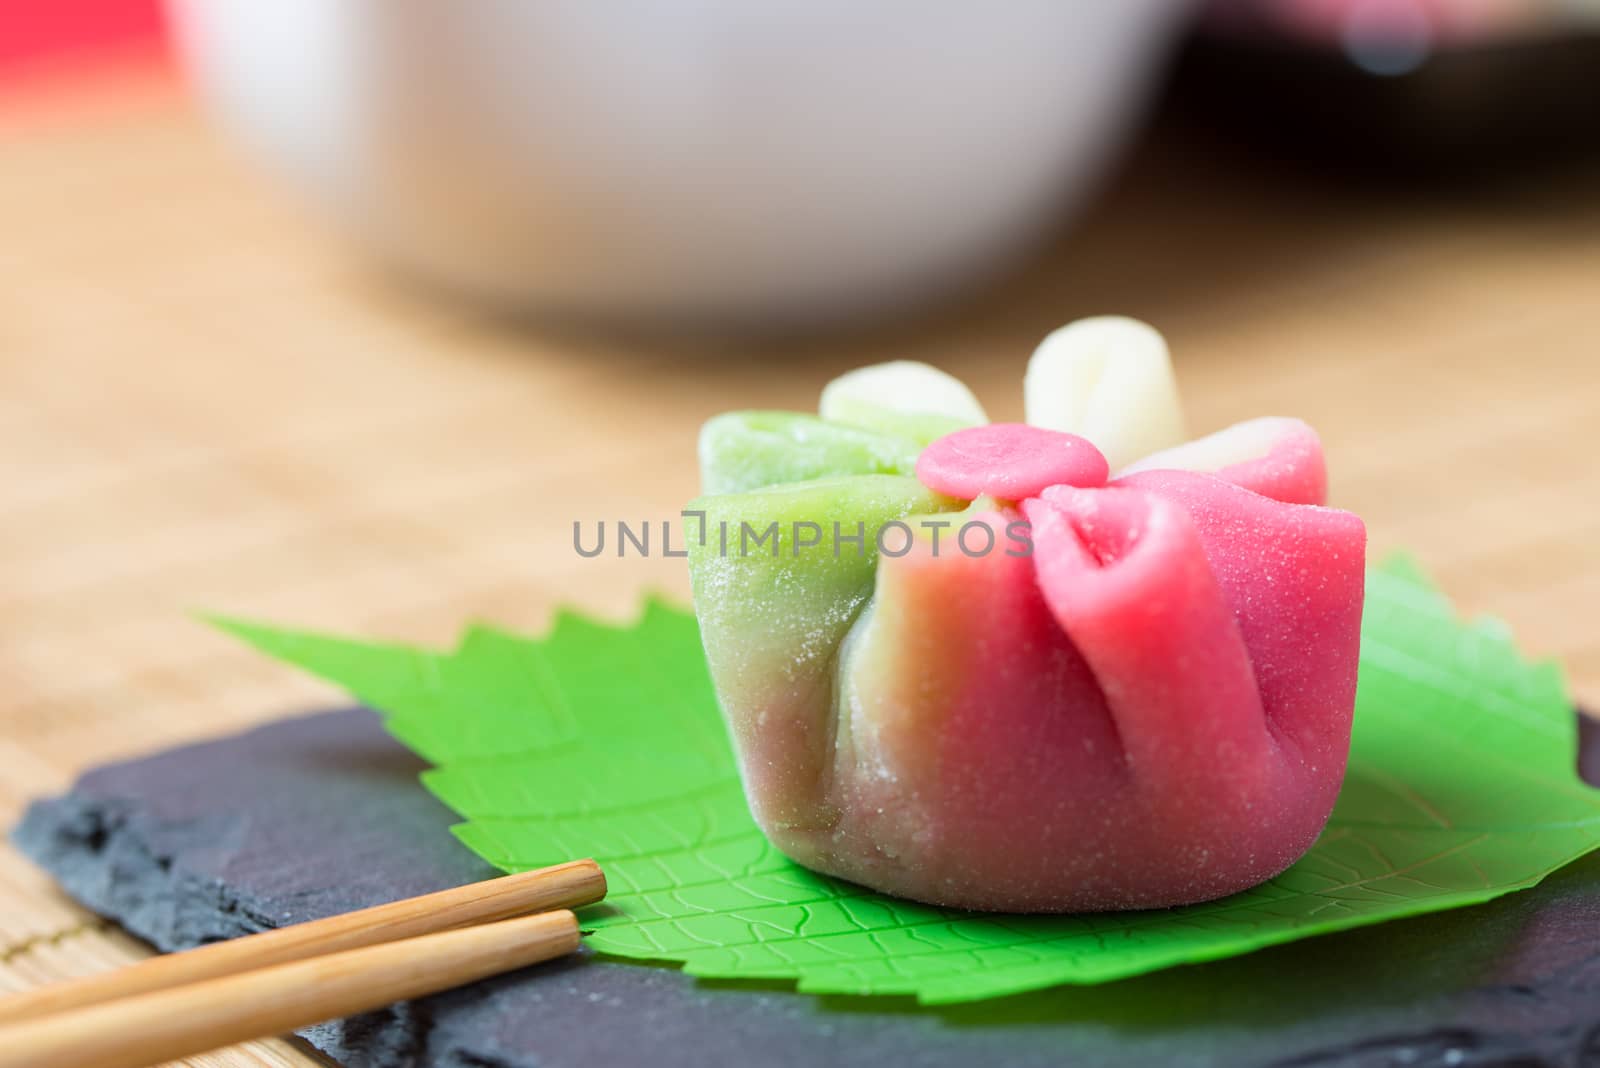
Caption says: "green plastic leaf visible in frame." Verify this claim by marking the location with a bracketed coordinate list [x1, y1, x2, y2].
[212, 557, 1600, 1004]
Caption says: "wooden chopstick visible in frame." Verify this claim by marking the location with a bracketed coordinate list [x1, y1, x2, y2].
[0, 857, 604, 1025]
[0, 908, 582, 1068]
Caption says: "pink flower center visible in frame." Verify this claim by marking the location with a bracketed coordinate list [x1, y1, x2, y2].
[915, 423, 1109, 502]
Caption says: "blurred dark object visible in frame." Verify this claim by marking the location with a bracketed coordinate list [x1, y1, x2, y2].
[1178, 0, 1600, 171]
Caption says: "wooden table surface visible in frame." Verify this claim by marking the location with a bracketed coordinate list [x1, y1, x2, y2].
[1, 70, 1596, 1066]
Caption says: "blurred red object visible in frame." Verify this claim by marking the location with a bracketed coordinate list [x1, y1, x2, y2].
[0, 0, 165, 81]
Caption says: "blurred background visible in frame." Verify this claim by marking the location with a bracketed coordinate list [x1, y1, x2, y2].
[1, 0, 1596, 815]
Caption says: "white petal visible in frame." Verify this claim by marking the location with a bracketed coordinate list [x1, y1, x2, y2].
[1023, 316, 1186, 471]
[820, 361, 987, 429]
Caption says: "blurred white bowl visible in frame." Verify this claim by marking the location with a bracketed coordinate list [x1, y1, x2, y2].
[169, 1, 1188, 327]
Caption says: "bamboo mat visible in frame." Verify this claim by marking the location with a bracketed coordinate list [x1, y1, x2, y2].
[1, 69, 1598, 1066]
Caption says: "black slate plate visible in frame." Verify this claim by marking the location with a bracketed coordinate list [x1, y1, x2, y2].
[13, 709, 1600, 1068]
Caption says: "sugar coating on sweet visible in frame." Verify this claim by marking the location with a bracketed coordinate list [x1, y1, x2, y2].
[688, 458, 1366, 912]
[687, 323, 1368, 914]
[915, 424, 1109, 501]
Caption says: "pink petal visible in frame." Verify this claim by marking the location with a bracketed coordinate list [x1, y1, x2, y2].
[1023, 488, 1272, 785]
[1119, 417, 1328, 506]
[1113, 468, 1366, 766]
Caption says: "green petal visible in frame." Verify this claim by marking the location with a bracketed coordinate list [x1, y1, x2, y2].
[698, 411, 924, 495]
